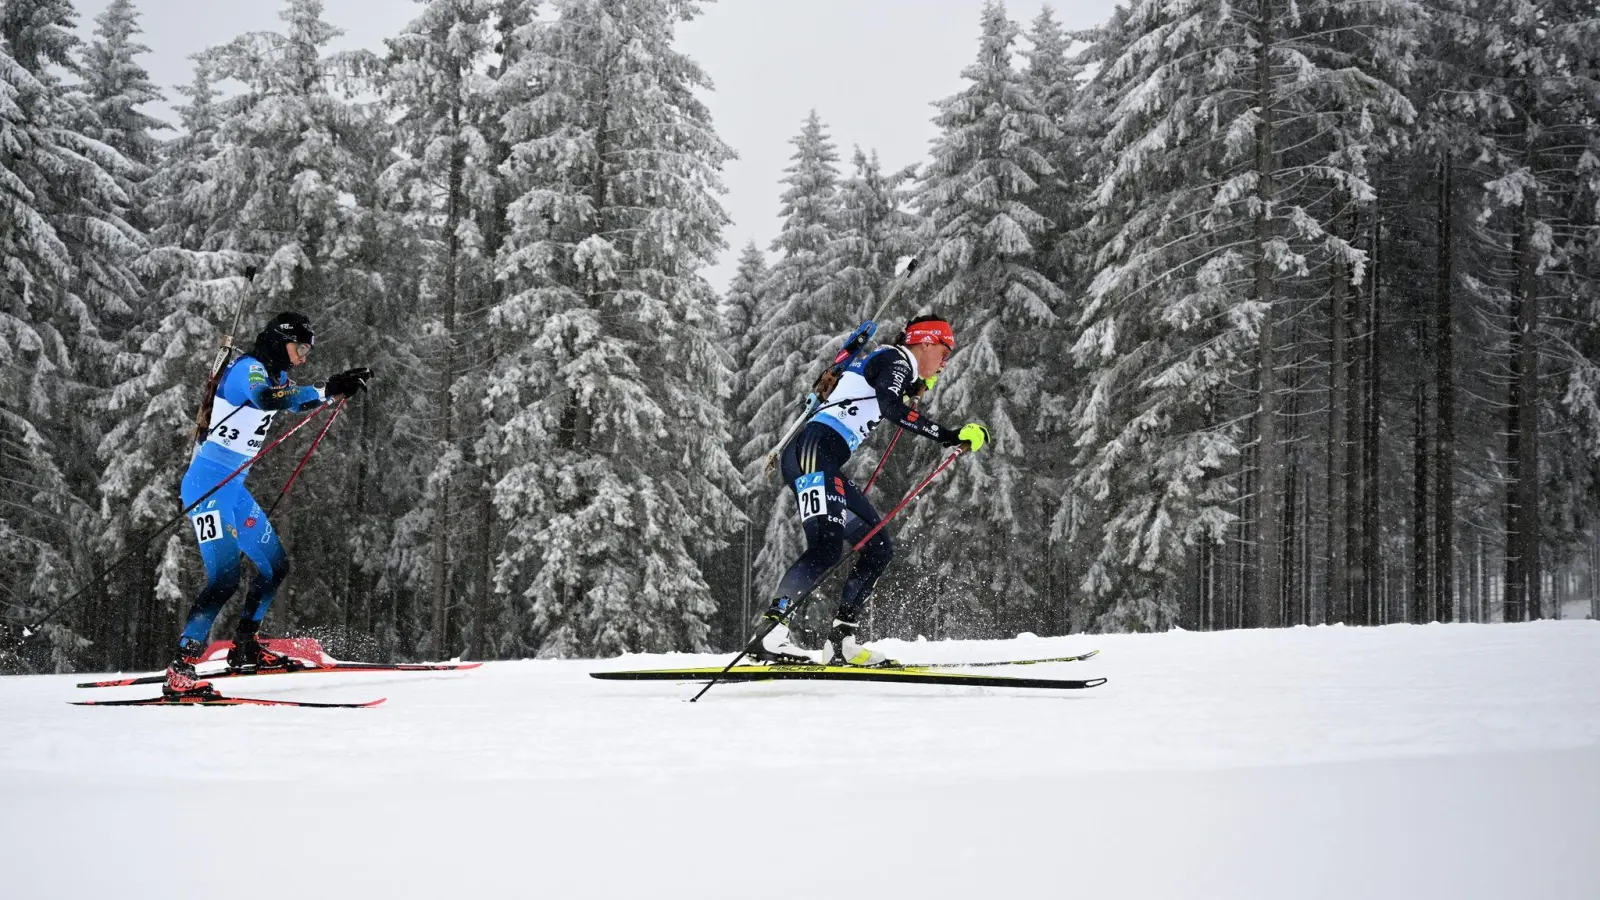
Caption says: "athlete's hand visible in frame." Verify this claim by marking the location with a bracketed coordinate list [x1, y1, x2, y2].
[325, 367, 374, 398]
[907, 373, 938, 400]
[957, 423, 990, 452]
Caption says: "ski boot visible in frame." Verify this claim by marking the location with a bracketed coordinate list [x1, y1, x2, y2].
[743, 599, 816, 664]
[823, 617, 892, 667]
[163, 638, 220, 701]
[227, 630, 303, 674]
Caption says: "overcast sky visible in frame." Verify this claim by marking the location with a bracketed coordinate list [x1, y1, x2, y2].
[72, 0, 1118, 290]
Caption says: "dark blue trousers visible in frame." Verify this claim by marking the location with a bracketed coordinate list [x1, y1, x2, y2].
[774, 423, 894, 621]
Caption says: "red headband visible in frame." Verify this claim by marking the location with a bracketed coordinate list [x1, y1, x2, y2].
[904, 319, 955, 350]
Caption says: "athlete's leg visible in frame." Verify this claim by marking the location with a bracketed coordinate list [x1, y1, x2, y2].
[836, 480, 892, 622]
[176, 461, 245, 653]
[772, 425, 850, 607]
[231, 489, 289, 637]
[746, 426, 852, 660]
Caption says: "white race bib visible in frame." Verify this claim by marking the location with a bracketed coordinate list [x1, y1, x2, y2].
[794, 472, 828, 521]
[191, 510, 224, 544]
[204, 396, 277, 457]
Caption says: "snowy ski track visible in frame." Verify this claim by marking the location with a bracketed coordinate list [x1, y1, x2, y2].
[2, 621, 1597, 899]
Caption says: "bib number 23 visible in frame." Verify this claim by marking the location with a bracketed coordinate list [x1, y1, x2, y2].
[191, 510, 224, 544]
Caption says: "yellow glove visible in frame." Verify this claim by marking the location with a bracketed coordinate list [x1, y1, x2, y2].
[957, 423, 990, 452]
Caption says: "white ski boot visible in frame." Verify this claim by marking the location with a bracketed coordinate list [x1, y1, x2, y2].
[824, 618, 892, 667]
[744, 601, 816, 664]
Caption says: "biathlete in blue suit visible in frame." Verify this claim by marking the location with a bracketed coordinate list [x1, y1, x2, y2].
[164, 312, 373, 699]
[746, 315, 990, 667]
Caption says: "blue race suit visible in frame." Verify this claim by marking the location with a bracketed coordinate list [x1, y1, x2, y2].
[178, 355, 324, 647]
[772, 345, 958, 621]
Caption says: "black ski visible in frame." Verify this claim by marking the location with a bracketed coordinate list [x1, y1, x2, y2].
[908, 649, 1099, 668]
[592, 664, 1105, 690]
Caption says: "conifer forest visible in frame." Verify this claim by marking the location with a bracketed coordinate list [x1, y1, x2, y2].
[3, 0, 1598, 674]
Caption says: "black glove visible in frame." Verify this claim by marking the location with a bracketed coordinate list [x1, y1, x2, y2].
[325, 367, 374, 398]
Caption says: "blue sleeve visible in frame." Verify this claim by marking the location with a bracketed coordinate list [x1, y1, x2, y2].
[220, 358, 325, 412]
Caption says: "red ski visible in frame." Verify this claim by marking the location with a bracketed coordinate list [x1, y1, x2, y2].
[76, 660, 480, 689]
[76, 637, 481, 689]
[73, 694, 385, 708]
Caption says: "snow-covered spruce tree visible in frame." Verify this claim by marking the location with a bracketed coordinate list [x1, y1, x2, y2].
[1019, 5, 1086, 287]
[1018, 5, 1092, 636]
[488, 0, 737, 657]
[1433, 0, 1600, 622]
[72, 0, 170, 670]
[99, 61, 254, 671]
[80, 0, 165, 210]
[80, 0, 191, 671]
[736, 109, 848, 634]
[441, 0, 542, 660]
[899, 0, 1063, 640]
[1067, 0, 1417, 632]
[706, 240, 766, 645]
[0, 0, 143, 671]
[381, 0, 501, 658]
[722, 242, 768, 391]
[816, 148, 920, 327]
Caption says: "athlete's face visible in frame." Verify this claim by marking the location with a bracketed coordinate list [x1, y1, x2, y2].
[909, 342, 952, 377]
[286, 342, 311, 367]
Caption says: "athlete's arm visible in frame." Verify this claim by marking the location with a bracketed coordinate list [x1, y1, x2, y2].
[236, 359, 326, 412]
[864, 351, 958, 445]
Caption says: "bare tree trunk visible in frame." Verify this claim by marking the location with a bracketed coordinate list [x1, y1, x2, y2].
[1327, 252, 1350, 624]
[350, 327, 376, 642]
[1361, 209, 1383, 626]
[1411, 380, 1430, 623]
[1516, 199, 1542, 621]
[431, 109, 466, 659]
[1476, 533, 1485, 623]
[1346, 252, 1365, 627]
[1250, 3, 1282, 629]
[1433, 153, 1456, 623]
[1504, 199, 1542, 622]
[1591, 532, 1599, 621]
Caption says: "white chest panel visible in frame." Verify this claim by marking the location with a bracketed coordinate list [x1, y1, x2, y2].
[204, 396, 277, 457]
[813, 370, 883, 451]
[812, 347, 916, 452]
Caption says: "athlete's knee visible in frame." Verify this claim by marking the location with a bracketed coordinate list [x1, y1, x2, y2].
[803, 519, 846, 569]
[196, 567, 240, 609]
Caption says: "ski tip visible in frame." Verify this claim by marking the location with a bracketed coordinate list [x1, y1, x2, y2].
[360, 697, 388, 707]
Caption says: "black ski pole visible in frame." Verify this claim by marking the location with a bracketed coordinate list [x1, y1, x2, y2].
[689, 448, 966, 703]
[17, 405, 332, 640]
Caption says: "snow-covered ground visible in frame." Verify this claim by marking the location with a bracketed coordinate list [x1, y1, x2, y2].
[2, 621, 1597, 900]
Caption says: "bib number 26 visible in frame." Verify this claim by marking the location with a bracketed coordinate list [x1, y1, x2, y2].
[794, 472, 828, 522]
